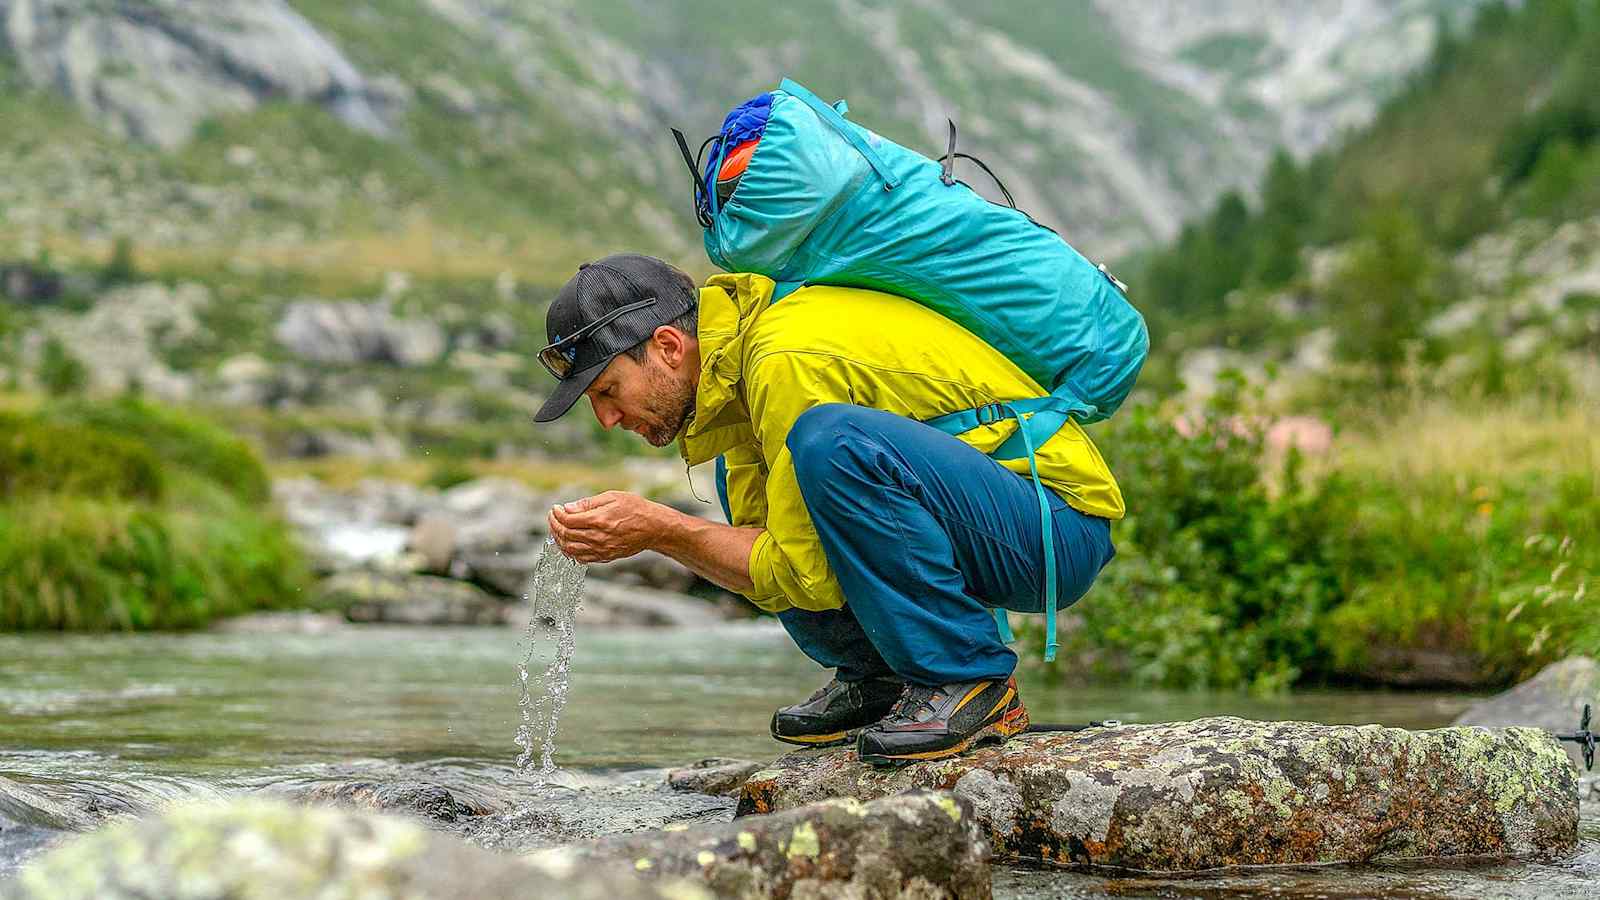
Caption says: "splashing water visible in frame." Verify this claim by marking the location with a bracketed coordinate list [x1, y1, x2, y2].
[514, 537, 586, 779]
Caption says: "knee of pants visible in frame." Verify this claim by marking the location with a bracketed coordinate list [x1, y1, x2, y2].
[788, 403, 871, 494]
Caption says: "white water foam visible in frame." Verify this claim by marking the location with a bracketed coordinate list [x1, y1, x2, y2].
[514, 538, 586, 779]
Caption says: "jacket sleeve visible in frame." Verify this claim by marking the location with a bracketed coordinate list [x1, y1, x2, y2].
[740, 351, 853, 612]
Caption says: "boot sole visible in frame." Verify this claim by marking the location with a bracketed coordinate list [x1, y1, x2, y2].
[858, 702, 1029, 766]
[771, 727, 860, 748]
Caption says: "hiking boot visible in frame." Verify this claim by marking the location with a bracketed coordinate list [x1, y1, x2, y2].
[856, 676, 1028, 765]
[770, 676, 906, 747]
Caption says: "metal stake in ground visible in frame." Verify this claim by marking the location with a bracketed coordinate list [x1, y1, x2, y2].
[1556, 703, 1594, 771]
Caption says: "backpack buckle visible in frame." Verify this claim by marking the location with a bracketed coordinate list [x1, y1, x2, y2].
[975, 402, 1009, 426]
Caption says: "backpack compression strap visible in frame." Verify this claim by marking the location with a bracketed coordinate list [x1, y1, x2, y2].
[923, 389, 1091, 662]
[778, 78, 902, 192]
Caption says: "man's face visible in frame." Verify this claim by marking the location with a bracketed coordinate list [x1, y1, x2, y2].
[582, 330, 697, 448]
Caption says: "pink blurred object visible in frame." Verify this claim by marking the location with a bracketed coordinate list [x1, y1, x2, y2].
[1172, 414, 1332, 455]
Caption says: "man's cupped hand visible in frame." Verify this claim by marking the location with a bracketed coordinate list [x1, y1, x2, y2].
[546, 490, 665, 564]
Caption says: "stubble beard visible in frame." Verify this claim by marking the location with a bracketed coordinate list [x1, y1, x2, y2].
[641, 365, 696, 448]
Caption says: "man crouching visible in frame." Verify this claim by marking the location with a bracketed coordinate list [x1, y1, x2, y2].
[537, 254, 1122, 764]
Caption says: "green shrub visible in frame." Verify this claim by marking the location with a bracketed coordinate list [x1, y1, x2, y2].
[0, 398, 309, 631]
[37, 337, 87, 396]
[0, 495, 306, 631]
[1033, 382, 1358, 691]
[424, 459, 476, 491]
[0, 414, 165, 501]
[42, 398, 271, 503]
[1322, 470, 1599, 686]
[1022, 381, 1599, 691]
[102, 237, 140, 285]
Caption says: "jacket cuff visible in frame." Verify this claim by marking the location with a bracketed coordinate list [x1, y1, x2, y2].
[744, 531, 794, 613]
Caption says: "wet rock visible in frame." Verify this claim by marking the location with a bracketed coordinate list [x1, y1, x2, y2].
[666, 759, 765, 798]
[282, 780, 493, 824]
[410, 513, 458, 574]
[458, 780, 735, 854]
[315, 572, 512, 625]
[0, 799, 704, 900]
[738, 717, 1579, 872]
[276, 300, 445, 367]
[589, 549, 698, 594]
[0, 777, 118, 832]
[441, 478, 548, 549]
[541, 791, 991, 900]
[580, 581, 729, 629]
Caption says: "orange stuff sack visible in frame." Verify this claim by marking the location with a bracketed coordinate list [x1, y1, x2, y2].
[715, 138, 759, 205]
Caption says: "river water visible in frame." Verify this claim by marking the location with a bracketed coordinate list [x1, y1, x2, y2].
[0, 624, 1594, 897]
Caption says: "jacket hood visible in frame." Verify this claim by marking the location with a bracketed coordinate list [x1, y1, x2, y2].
[678, 272, 777, 465]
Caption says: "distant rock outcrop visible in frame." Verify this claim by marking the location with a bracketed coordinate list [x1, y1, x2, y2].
[0, 0, 399, 147]
[275, 300, 445, 367]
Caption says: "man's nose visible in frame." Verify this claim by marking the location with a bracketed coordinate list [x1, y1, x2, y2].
[593, 400, 623, 430]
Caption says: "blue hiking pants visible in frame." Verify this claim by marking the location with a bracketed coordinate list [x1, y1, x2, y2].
[775, 403, 1115, 687]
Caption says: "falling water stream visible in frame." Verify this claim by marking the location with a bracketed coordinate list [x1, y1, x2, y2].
[513, 539, 586, 778]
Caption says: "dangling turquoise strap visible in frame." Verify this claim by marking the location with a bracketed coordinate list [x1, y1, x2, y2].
[923, 400, 1060, 662]
[993, 608, 1015, 644]
[1000, 403, 1058, 662]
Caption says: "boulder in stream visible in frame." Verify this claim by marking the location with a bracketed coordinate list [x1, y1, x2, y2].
[666, 759, 766, 799]
[540, 790, 991, 900]
[738, 717, 1578, 871]
[314, 572, 512, 625]
[1, 799, 706, 900]
[1454, 656, 1597, 771]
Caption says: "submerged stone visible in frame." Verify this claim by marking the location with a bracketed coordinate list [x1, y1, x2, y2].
[1, 799, 706, 900]
[539, 790, 990, 899]
[737, 717, 1579, 872]
[666, 758, 766, 798]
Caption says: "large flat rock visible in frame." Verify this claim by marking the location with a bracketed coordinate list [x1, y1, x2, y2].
[738, 717, 1578, 872]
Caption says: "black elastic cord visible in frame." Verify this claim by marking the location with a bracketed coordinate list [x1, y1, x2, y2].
[941, 119, 957, 186]
[672, 128, 720, 228]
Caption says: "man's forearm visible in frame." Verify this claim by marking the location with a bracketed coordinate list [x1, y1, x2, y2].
[652, 505, 762, 594]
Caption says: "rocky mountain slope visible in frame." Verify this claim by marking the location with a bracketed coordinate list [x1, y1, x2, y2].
[0, 0, 1486, 268]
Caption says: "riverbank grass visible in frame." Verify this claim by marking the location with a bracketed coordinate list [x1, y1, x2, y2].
[0, 397, 307, 630]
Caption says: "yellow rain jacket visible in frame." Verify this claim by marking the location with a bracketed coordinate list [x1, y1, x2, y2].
[678, 273, 1124, 614]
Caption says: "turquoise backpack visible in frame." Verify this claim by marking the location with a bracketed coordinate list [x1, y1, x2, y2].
[676, 79, 1148, 661]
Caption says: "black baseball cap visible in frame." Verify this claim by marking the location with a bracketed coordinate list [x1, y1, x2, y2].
[533, 253, 697, 423]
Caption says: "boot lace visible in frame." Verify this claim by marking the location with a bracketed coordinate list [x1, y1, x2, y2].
[887, 684, 941, 724]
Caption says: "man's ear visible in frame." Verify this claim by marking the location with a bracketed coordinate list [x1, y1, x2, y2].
[651, 325, 692, 370]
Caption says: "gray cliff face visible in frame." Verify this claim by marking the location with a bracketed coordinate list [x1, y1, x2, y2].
[0, 0, 397, 147]
[0, 0, 1490, 257]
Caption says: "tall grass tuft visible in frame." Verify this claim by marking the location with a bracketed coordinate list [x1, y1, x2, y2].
[0, 397, 306, 631]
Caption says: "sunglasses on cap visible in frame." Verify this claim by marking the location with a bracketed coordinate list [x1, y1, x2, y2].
[537, 296, 658, 380]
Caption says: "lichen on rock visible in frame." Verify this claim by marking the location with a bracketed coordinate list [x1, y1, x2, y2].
[738, 717, 1578, 872]
[539, 790, 991, 899]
